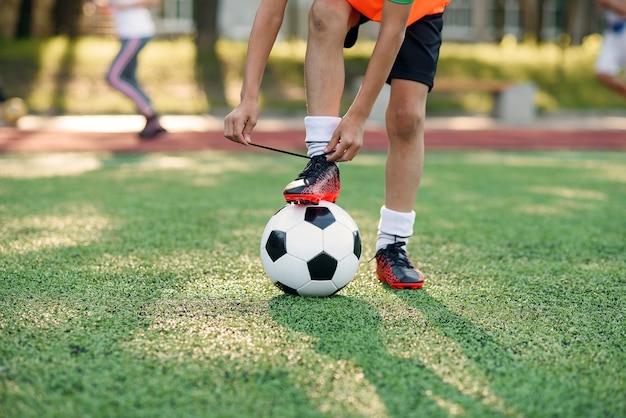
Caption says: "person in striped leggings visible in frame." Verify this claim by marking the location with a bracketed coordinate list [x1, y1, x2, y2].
[101, 0, 166, 139]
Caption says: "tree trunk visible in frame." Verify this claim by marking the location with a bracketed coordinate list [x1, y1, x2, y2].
[566, 0, 598, 44]
[0, 0, 23, 38]
[493, 0, 506, 42]
[53, 0, 85, 37]
[31, 0, 57, 37]
[3, 0, 96, 38]
[16, 0, 33, 37]
[519, 0, 546, 43]
[194, 0, 227, 110]
[194, 0, 219, 52]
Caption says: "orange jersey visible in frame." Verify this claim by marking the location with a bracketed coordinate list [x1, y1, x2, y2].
[347, 0, 450, 25]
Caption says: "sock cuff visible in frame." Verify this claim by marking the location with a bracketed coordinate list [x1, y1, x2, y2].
[378, 206, 415, 238]
[304, 116, 341, 143]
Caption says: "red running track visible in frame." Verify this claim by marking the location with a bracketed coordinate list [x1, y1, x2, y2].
[0, 127, 624, 153]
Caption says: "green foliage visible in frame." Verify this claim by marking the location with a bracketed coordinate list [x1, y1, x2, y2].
[0, 35, 623, 116]
[1, 150, 625, 417]
[432, 35, 623, 113]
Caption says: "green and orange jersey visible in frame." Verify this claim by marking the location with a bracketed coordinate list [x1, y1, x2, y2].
[347, 0, 451, 25]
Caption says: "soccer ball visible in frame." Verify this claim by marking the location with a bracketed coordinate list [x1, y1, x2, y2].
[260, 201, 362, 297]
[2, 97, 28, 124]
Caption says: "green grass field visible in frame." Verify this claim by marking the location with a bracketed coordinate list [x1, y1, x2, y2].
[1, 150, 625, 418]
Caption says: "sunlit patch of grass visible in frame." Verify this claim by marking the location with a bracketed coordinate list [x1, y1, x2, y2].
[349, 153, 385, 167]
[528, 186, 607, 200]
[458, 152, 616, 169]
[594, 163, 626, 183]
[0, 153, 106, 178]
[123, 153, 251, 173]
[0, 208, 115, 255]
[516, 204, 568, 216]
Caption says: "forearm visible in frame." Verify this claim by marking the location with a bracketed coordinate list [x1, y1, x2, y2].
[240, 0, 287, 102]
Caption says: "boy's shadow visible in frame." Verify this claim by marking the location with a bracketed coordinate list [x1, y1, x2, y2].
[391, 290, 559, 416]
[269, 295, 501, 417]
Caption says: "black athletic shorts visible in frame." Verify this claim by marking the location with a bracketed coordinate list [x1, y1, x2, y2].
[345, 13, 444, 91]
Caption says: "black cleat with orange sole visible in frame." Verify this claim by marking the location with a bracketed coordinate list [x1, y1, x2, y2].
[375, 242, 424, 289]
[283, 155, 340, 205]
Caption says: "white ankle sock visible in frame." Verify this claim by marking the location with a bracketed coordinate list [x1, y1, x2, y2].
[305, 116, 341, 157]
[376, 206, 415, 251]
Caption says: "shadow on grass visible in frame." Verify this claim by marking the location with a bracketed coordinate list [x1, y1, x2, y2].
[393, 289, 572, 417]
[269, 294, 504, 417]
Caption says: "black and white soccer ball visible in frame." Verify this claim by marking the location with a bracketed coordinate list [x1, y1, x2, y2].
[260, 201, 362, 297]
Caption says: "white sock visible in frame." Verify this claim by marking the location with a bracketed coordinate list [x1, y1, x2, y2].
[376, 206, 415, 251]
[305, 116, 341, 157]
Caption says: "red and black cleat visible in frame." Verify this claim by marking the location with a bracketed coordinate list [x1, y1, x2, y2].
[375, 242, 424, 289]
[283, 155, 340, 205]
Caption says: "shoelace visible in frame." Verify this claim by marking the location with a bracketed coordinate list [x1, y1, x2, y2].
[379, 242, 414, 268]
[297, 155, 329, 180]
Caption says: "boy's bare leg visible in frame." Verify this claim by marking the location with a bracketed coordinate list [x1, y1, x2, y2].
[385, 79, 429, 213]
[282, 0, 361, 205]
[374, 79, 429, 289]
[305, 0, 361, 116]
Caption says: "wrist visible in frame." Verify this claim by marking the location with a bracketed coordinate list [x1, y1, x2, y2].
[344, 107, 370, 124]
[240, 94, 259, 103]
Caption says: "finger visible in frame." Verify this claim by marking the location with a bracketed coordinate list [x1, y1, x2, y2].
[324, 132, 341, 154]
[324, 133, 342, 161]
[223, 116, 237, 141]
[339, 149, 356, 162]
[225, 118, 248, 145]
[326, 144, 346, 162]
[242, 120, 255, 145]
[338, 147, 354, 162]
[337, 149, 351, 162]
[337, 141, 361, 162]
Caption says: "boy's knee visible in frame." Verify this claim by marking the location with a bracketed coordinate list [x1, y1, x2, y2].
[387, 107, 425, 137]
[309, 0, 349, 35]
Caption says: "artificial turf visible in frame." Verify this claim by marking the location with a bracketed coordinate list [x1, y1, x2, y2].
[1, 151, 624, 417]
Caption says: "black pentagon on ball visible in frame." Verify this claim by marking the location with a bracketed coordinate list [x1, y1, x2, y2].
[307, 252, 338, 280]
[304, 207, 335, 230]
[265, 230, 287, 261]
[353, 230, 362, 258]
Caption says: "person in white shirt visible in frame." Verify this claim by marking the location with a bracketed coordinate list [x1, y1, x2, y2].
[595, 0, 626, 100]
[99, 0, 166, 139]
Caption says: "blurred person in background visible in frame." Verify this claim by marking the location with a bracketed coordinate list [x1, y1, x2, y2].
[595, 0, 626, 100]
[97, 0, 166, 139]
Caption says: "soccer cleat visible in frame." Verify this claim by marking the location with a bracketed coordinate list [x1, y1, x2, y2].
[375, 242, 424, 289]
[283, 155, 340, 205]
